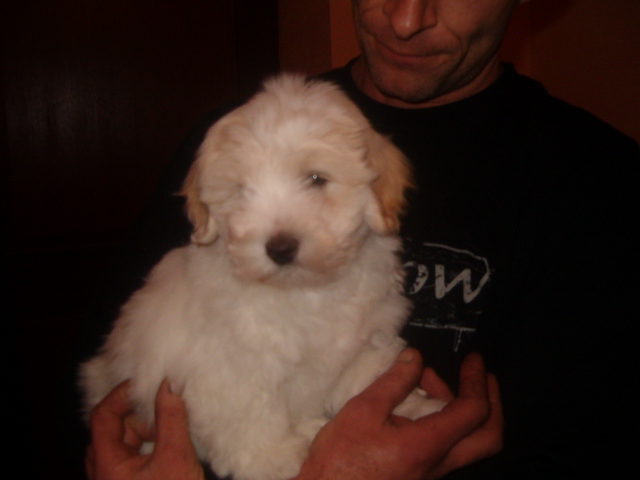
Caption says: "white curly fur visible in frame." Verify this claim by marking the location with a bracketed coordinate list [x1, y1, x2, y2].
[79, 74, 444, 480]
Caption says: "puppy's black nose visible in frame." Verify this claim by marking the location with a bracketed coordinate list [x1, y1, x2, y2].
[266, 233, 299, 265]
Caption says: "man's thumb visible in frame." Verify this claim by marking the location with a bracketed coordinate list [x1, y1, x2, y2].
[152, 380, 195, 456]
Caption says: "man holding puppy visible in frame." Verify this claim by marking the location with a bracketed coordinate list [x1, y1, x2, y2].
[83, 1, 638, 479]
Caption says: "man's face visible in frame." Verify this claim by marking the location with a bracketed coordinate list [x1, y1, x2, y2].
[352, 0, 519, 107]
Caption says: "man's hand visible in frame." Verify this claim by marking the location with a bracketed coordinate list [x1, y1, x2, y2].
[296, 349, 503, 480]
[86, 351, 500, 480]
[85, 379, 204, 480]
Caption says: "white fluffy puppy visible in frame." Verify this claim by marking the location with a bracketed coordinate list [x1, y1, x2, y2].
[80, 74, 444, 480]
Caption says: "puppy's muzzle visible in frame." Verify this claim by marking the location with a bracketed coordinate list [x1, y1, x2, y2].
[266, 233, 299, 266]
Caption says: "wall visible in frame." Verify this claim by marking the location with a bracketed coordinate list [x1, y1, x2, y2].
[278, 0, 333, 75]
[503, 0, 640, 144]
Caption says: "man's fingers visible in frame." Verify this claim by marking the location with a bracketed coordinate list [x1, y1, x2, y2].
[420, 366, 455, 402]
[347, 348, 424, 421]
[430, 372, 503, 478]
[443, 353, 490, 425]
[152, 379, 197, 460]
[456, 353, 490, 401]
[89, 380, 135, 465]
[415, 353, 491, 446]
[480, 372, 504, 455]
[91, 380, 133, 421]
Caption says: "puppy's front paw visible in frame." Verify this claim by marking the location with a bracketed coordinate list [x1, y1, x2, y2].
[393, 388, 447, 419]
[295, 416, 328, 442]
[221, 432, 309, 480]
[139, 441, 155, 455]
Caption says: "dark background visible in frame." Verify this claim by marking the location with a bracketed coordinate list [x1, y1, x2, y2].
[3, 1, 278, 478]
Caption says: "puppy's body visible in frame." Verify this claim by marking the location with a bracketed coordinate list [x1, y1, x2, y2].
[80, 75, 444, 480]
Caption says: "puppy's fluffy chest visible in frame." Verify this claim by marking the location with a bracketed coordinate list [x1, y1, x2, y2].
[106, 233, 409, 433]
[173, 235, 404, 364]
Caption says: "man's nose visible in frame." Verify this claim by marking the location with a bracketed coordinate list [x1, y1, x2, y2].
[383, 0, 437, 40]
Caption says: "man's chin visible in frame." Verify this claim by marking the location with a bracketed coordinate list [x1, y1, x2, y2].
[371, 69, 447, 105]
[353, 55, 454, 107]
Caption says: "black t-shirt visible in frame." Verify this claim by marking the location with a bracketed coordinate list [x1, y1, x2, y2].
[322, 62, 640, 478]
[320, 62, 640, 478]
[67, 61, 640, 479]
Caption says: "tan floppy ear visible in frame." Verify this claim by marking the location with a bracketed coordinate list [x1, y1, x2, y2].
[181, 161, 219, 245]
[364, 131, 412, 235]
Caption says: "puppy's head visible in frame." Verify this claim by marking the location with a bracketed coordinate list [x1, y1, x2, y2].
[181, 74, 411, 283]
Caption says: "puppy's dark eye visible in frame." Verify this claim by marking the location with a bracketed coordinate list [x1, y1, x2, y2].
[308, 173, 328, 188]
